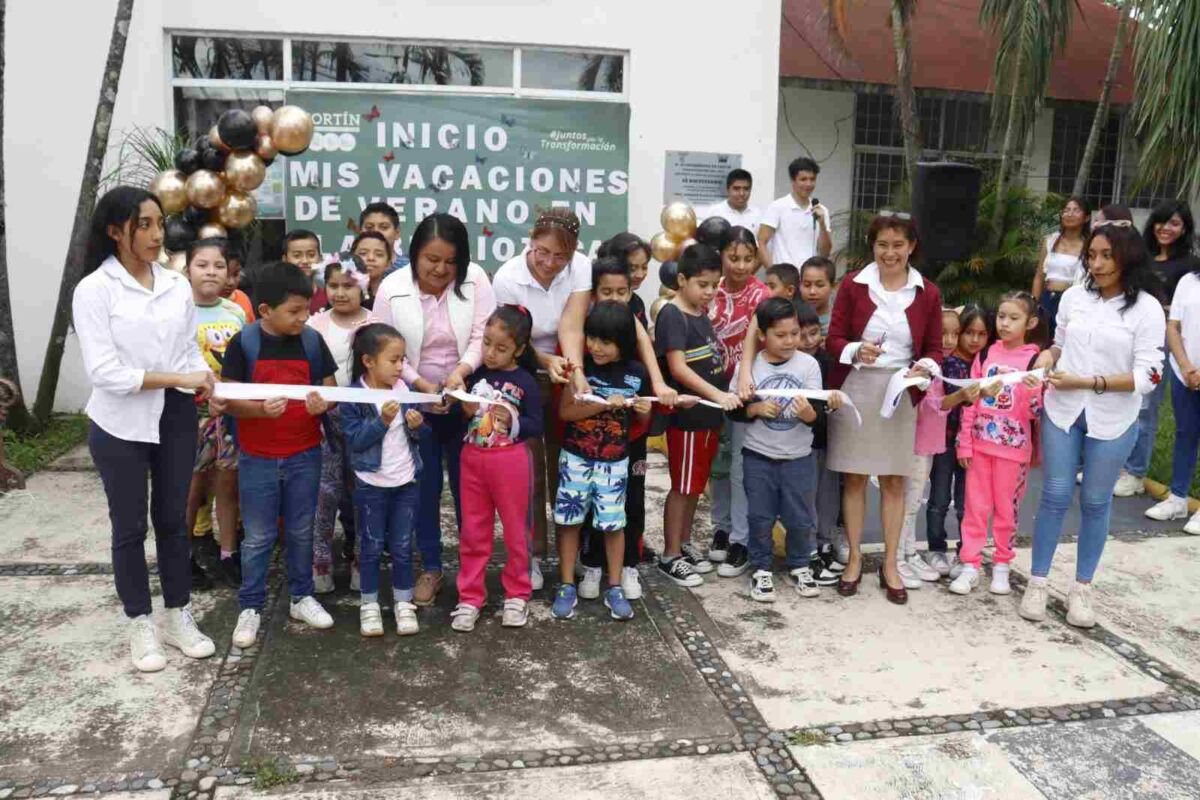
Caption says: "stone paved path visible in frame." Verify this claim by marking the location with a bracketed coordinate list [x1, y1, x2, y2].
[1, 445, 1198, 799]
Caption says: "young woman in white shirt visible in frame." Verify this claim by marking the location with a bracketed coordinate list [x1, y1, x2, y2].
[72, 186, 217, 672]
[1031, 196, 1089, 340]
[1023, 222, 1166, 628]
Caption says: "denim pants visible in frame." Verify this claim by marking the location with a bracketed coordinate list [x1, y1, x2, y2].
[313, 424, 356, 576]
[812, 449, 842, 547]
[415, 410, 465, 573]
[926, 448, 966, 553]
[1169, 370, 1200, 498]
[89, 389, 196, 618]
[238, 445, 322, 610]
[1032, 414, 1138, 582]
[354, 479, 419, 602]
[1124, 367, 1165, 478]
[743, 449, 818, 571]
[711, 419, 749, 544]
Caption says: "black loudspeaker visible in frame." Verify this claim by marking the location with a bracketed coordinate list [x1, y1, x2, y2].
[911, 162, 982, 263]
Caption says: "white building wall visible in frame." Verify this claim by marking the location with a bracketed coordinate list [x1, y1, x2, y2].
[6, 0, 782, 410]
[773, 86, 854, 250]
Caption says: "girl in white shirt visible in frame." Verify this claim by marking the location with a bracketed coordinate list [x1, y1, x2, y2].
[1031, 196, 1089, 340]
[1023, 222, 1165, 629]
[72, 186, 217, 673]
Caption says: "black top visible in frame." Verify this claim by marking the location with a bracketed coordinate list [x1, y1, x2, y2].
[562, 360, 647, 462]
[654, 303, 727, 430]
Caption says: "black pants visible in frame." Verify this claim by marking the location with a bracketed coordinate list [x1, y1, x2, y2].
[90, 389, 196, 618]
[926, 447, 966, 553]
[581, 435, 646, 570]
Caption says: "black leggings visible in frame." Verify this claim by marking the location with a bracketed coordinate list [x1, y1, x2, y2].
[581, 436, 646, 570]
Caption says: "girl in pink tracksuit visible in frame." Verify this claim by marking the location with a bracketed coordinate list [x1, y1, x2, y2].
[951, 292, 1044, 596]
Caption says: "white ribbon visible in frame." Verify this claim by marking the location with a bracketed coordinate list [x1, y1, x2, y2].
[576, 393, 724, 409]
[881, 369, 931, 419]
[214, 383, 442, 405]
[752, 388, 863, 426]
[941, 368, 1045, 389]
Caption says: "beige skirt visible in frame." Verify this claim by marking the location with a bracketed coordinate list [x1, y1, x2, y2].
[827, 367, 918, 477]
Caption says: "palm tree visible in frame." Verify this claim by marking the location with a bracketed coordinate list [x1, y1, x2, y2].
[1072, 0, 1132, 196]
[979, 0, 1076, 250]
[1128, 0, 1200, 200]
[579, 54, 624, 92]
[31, 0, 136, 424]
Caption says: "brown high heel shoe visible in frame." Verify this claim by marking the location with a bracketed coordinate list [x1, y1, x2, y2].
[837, 564, 862, 596]
[879, 566, 908, 605]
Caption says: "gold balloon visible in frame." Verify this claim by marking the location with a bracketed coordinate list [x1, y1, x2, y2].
[679, 237, 699, 252]
[217, 191, 257, 229]
[197, 222, 228, 239]
[149, 169, 188, 215]
[251, 105, 274, 134]
[186, 170, 226, 209]
[224, 151, 266, 192]
[270, 105, 315, 155]
[209, 125, 229, 152]
[255, 133, 278, 162]
[661, 201, 698, 240]
[650, 231, 681, 263]
[166, 251, 187, 273]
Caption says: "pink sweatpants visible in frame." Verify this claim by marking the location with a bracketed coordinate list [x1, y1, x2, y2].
[457, 443, 533, 608]
[960, 452, 1029, 568]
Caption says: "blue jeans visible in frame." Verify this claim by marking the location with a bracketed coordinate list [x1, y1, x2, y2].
[743, 449, 817, 571]
[1170, 370, 1200, 498]
[355, 479, 419, 602]
[415, 411, 465, 573]
[238, 446, 322, 610]
[1032, 414, 1138, 582]
[1124, 372, 1165, 477]
[926, 448, 966, 553]
[711, 420, 749, 544]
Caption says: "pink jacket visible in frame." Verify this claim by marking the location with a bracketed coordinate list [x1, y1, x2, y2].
[956, 342, 1043, 463]
[914, 379, 950, 456]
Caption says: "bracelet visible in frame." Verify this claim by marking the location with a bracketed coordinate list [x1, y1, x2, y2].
[1092, 376, 1099, 393]
[1093, 376, 1107, 395]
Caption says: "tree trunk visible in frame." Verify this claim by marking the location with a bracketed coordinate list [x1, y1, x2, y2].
[989, 48, 1025, 251]
[0, 0, 34, 434]
[1073, 0, 1129, 197]
[890, 1, 921, 191]
[31, 0, 135, 425]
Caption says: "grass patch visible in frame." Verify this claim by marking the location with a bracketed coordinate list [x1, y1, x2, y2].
[1148, 388, 1200, 499]
[242, 757, 300, 791]
[1, 414, 88, 476]
[788, 729, 830, 746]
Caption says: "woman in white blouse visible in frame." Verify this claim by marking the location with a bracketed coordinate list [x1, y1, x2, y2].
[1031, 196, 1089, 340]
[1023, 222, 1166, 628]
[72, 187, 217, 673]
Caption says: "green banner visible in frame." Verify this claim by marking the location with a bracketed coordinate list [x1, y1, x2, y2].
[284, 90, 630, 270]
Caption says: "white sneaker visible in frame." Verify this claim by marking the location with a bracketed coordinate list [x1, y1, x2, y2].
[130, 615, 167, 672]
[450, 603, 480, 632]
[1145, 495, 1190, 522]
[948, 556, 965, 580]
[1112, 472, 1145, 497]
[161, 605, 215, 658]
[895, 560, 924, 590]
[349, 566, 361, 592]
[360, 602, 384, 637]
[530, 559, 544, 591]
[1020, 577, 1048, 621]
[990, 563, 1012, 595]
[1185, 510, 1200, 536]
[289, 596, 334, 629]
[578, 566, 603, 600]
[949, 565, 980, 595]
[621, 566, 643, 600]
[501, 598, 528, 627]
[749, 569, 775, 602]
[313, 573, 335, 595]
[925, 551, 952, 577]
[394, 601, 419, 635]
[789, 566, 820, 598]
[905, 552, 940, 581]
[1066, 581, 1097, 628]
[231, 609, 261, 649]
[680, 542, 714, 574]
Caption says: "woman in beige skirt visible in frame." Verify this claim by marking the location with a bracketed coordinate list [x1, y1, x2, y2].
[825, 215, 944, 604]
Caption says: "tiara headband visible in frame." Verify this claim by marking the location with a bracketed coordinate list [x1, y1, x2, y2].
[325, 251, 371, 295]
[535, 214, 581, 237]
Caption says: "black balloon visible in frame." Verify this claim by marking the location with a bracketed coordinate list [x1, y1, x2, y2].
[164, 216, 197, 253]
[658, 260, 679, 291]
[174, 148, 201, 175]
[218, 109, 258, 151]
[201, 145, 227, 172]
[182, 205, 210, 226]
[694, 216, 732, 249]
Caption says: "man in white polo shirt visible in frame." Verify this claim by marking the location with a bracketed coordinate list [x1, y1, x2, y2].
[759, 157, 832, 268]
[700, 169, 761, 235]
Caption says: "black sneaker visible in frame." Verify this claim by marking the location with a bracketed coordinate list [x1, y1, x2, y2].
[708, 530, 730, 563]
[811, 550, 842, 587]
[658, 556, 704, 587]
[640, 543, 659, 564]
[717, 543, 750, 577]
[192, 535, 219, 564]
[191, 556, 214, 591]
[216, 554, 243, 589]
[680, 542, 714, 574]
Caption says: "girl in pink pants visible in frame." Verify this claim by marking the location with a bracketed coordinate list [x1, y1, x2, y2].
[951, 292, 1044, 597]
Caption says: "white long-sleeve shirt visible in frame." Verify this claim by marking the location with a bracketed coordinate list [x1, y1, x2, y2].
[72, 256, 208, 443]
[1047, 284, 1166, 440]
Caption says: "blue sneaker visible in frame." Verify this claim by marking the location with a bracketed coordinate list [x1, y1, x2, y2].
[551, 584, 578, 620]
[604, 585, 634, 621]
